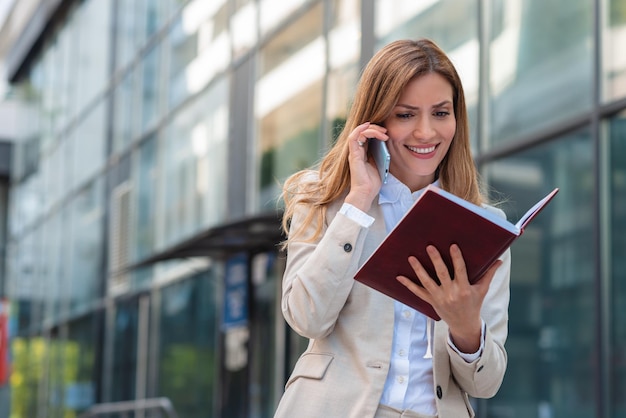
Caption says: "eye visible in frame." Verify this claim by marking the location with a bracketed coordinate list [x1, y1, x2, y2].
[396, 113, 413, 119]
[434, 111, 450, 118]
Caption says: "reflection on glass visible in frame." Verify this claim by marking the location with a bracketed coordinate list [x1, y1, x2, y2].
[489, 0, 593, 144]
[603, 1, 626, 101]
[326, 0, 360, 146]
[10, 337, 47, 417]
[374, 0, 480, 149]
[608, 111, 626, 416]
[163, 78, 229, 247]
[249, 252, 280, 416]
[256, 3, 324, 211]
[111, 300, 138, 402]
[158, 272, 218, 418]
[485, 129, 594, 417]
[74, 0, 111, 111]
[115, 0, 169, 73]
[112, 70, 136, 155]
[42, 212, 63, 326]
[259, 0, 308, 35]
[64, 317, 97, 414]
[231, 0, 258, 58]
[168, 0, 230, 109]
[134, 136, 157, 262]
[72, 101, 106, 190]
[69, 179, 104, 315]
[141, 45, 161, 132]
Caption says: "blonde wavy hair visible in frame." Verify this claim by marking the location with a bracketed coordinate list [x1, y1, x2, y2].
[281, 39, 484, 246]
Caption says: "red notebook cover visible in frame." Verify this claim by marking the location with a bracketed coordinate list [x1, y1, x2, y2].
[354, 185, 559, 320]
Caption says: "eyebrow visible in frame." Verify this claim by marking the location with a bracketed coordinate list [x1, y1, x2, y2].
[396, 100, 452, 110]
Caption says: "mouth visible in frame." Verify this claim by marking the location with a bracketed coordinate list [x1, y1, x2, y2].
[406, 144, 437, 154]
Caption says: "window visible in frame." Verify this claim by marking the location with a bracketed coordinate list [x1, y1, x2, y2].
[489, 0, 593, 144]
[256, 3, 324, 211]
[326, 0, 361, 146]
[69, 179, 104, 315]
[167, 0, 230, 109]
[158, 272, 219, 418]
[603, 0, 626, 101]
[607, 111, 626, 416]
[485, 129, 595, 417]
[162, 78, 229, 247]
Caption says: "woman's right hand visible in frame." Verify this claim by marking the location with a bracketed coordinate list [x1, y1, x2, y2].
[344, 122, 389, 212]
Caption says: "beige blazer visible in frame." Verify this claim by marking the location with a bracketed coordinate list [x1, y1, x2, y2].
[274, 195, 510, 418]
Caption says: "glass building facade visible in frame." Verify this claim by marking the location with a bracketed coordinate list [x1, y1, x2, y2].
[1, 0, 625, 417]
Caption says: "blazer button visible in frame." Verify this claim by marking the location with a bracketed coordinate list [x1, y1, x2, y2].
[436, 385, 443, 399]
[343, 243, 353, 252]
[477, 365, 484, 373]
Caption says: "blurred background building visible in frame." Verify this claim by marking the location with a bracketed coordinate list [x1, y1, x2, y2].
[0, 0, 624, 417]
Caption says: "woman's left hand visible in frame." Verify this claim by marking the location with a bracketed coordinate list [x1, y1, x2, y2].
[396, 244, 502, 353]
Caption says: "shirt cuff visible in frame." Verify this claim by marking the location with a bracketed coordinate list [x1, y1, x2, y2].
[448, 320, 486, 363]
[339, 203, 375, 228]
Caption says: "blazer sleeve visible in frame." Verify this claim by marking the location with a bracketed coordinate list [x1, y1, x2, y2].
[447, 206, 511, 398]
[281, 201, 370, 339]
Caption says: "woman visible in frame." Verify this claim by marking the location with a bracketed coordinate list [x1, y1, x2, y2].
[274, 39, 510, 418]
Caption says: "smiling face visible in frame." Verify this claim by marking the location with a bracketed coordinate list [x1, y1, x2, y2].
[383, 72, 456, 192]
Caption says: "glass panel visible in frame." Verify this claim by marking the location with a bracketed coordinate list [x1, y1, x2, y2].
[71, 101, 106, 190]
[112, 69, 137, 155]
[10, 337, 47, 417]
[14, 169, 43, 234]
[111, 299, 138, 402]
[167, 0, 230, 109]
[115, 0, 138, 71]
[141, 44, 161, 133]
[162, 77, 228, 248]
[374, 0, 480, 149]
[256, 3, 324, 211]
[42, 211, 64, 326]
[249, 253, 280, 417]
[74, 0, 111, 111]
[603, 0, 626, 101]
[41, 139, 65, 212]
[231, 0, 258, 58]
[326, 0, 360, 145]
[134, 136, 157, 262]
[11, 232, 37, 334]
[114, 0, 168, 72]
[57, 16, 76, 132]
[40, 39, 59, 152]
[489, 0, 593, 144]
[485, 129, 595, 417]
[69, 179, 104, 315]
[46, 333, 65, 417]
[64, 317, 98, 415]
[608, 111, 626, 416]
[259, 0, 308, 35]
[157, 271, 219, 418]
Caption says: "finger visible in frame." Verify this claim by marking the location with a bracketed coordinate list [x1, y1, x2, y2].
[350, 122, 371, 149]
[362, 126, 389, 142]
[407, 256, 440, 290]
[449, 244, 470, 285]
[426, 245, 453, 285]
[396, 275, 433, 304]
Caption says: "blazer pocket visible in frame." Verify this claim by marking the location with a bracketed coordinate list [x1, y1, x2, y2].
[463, 392, 476, 418]
[285, 352, 334, 389]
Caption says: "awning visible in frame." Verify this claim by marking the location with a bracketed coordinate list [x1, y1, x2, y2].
[125, 212, 285, 271]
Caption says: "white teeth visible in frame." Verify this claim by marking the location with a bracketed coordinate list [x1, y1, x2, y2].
[408, 145, 436, 154]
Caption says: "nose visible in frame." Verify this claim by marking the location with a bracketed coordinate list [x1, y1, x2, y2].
[412, 116, 436, 141]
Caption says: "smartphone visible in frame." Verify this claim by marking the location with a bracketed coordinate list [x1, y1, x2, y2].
[369, 138, 391, 184]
